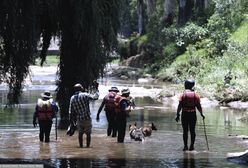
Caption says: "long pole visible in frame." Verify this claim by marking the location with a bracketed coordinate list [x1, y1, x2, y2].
[203, 119, 209, 150]
[55, 112, 57, 141]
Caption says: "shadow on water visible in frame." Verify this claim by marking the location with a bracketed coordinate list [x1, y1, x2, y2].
[0, 158, 246, 168]
[1, 79, 248, 167]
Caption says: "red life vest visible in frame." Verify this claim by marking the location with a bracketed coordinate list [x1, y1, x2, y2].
[181, 90, 197, 112]
[37, 99, 54, 120]
[105, 92, 117, 110]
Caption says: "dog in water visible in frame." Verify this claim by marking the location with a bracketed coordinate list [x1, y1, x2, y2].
[141, 122, 157, 137]
[129, 122, 157, 141]
[129, 122, 145, 141]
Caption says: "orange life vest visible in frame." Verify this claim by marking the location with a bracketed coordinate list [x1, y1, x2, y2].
[37, 99, 54, 120]
[115, 95, 128, 113]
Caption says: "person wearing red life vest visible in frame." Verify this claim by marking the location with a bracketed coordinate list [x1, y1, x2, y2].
[115, 88, 132, 143]
[175, 79, 205, 151]
[96, 86, 119, 137]
[33, 91, 58, 143]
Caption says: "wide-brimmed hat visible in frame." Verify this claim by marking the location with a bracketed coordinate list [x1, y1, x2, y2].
[109, 86, 119, 92]
[41, 91, 52, 99]
[121, 88, 130, 95]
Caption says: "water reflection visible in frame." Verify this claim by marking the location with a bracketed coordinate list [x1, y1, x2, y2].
[0, 85, 248, 167]
[182, 153, 195, 168]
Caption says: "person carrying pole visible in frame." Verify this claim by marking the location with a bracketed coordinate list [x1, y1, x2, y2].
[175, 79, 205, 151]
[33, 91, 58, 143]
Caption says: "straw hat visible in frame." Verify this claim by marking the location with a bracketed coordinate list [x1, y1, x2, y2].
[41, 91, 52, 99]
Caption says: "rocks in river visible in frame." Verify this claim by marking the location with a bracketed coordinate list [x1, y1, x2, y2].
[227, 150, 248, 165]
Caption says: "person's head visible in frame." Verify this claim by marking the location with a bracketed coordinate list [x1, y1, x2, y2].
[109, 86, 119, 93]
[41, 91, 52, 100]
[73, 83, 84, 92]
[184, 79, 195, 90]
[121, 88, 130, 97]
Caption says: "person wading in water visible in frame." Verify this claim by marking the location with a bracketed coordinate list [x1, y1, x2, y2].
[175, 79, 205, 151]
[96, 86, 119, 137]
[69, 83, 98, 148]
[115, 88, 132, 143]
[33, 91, 58, 143]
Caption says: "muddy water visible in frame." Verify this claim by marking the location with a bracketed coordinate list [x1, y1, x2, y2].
[0, 71, 248, 167]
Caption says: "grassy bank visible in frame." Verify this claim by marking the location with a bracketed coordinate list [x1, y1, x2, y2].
[157, 15, 248, 103]
[35, 55, 59, 66]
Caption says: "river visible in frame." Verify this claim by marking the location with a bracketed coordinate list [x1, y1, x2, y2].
[0, 65, 248, 168]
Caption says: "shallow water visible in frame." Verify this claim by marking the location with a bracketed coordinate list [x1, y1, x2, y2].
[0, 67, 248, 167]
[0, 91, 248, 168]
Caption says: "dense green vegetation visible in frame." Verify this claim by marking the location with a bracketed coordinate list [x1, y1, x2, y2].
[118, 0, 248, 103]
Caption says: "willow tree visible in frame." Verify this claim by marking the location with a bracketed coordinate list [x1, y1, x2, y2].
[56, 0, 121, 128]
[0, 0, 41, 105]
[0, 0, 122, 128]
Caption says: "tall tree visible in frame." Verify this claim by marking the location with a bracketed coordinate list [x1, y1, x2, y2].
[119, 0, 132, 38]
[56, 0, 121, 127]
[146, 0, 156, 16]
[0, 0, 121, 128]
[137, 0, 146, 35]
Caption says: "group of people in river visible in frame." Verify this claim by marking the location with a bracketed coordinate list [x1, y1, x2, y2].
[33, 82, 134, 147]
[33, 79, 205, 151]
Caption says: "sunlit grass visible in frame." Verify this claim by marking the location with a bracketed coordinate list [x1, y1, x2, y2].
[35, 55, 59, 66]
[230, 15, 248, 44]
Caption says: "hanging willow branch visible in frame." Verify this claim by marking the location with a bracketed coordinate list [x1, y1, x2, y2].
[0, 0, 122, 128]
[0, 0, 41, 105]
[56, 0, 121, 127]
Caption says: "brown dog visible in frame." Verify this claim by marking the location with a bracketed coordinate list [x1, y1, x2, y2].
[129, 122, 145, 141]
[141, 122, 157, 137]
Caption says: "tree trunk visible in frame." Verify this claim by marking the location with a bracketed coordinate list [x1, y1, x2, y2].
[163, 0, 176, 25]
[137, 0, 144, 35]
[145, 0, 156, 16]
[178, 0, 194, 25]
[204, 0, 212, 8]
[119, 0, 132, 38]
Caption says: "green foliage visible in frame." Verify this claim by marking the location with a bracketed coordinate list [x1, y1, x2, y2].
[229, 15, 248, 44]
[206, 0, 245, 57]
[158, 47, 207, 82]
[176, 23, 208, 47]
[117, 34, 149, 60]
[117, 39, 130, 59]
[137, 35, 148, 49]
[35, 55, 59, 66]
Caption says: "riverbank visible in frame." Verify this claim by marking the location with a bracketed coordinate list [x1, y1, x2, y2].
[19, 64, 248, 114]
[106, 64, 248, 111]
